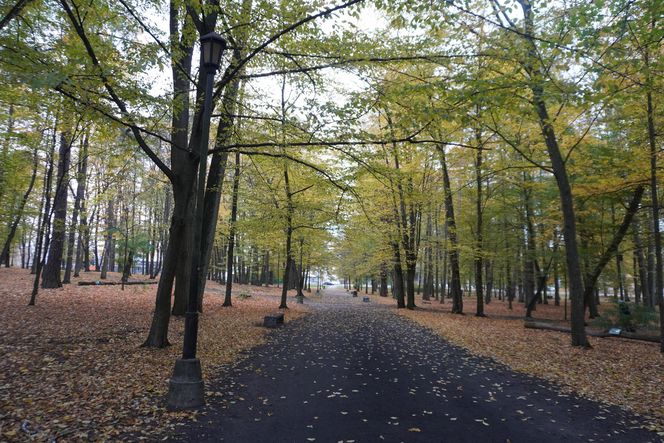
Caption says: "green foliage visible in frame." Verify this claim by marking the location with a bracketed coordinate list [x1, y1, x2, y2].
[592, 300, 659, 332]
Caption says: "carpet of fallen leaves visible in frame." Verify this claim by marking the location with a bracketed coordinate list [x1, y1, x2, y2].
[372, 294, 664, 432]
[0, 268, 307, 441]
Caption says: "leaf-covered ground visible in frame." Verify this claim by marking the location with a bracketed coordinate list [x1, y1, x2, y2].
[0, 268, 307, 441]
[370, 294, 664, 433]
[169, 289, 657, 442]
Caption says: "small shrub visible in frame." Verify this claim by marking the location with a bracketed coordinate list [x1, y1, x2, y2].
[592, 299, 657, 332]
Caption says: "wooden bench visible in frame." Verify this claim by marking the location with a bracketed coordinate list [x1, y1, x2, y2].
[363, 296, 370, 302]
[263, 312, 285, 328]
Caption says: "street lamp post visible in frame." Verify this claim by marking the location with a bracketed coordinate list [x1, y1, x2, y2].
[167, 31, 227, 411]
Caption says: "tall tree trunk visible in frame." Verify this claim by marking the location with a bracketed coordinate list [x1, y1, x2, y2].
[0, 103, 14, 206]
[379, 264, 388, 297]
[223, 151, 241, 307]
[485, 260, 493, 305]
[1, 146, 38, 266]
[475, 127, 485, 317]
[171, 194, 194, 316]
[437, 144, 463, 313]
[523, 176, 538, 318]
[644, 51, 663, 351]
[64, 135, 88, 283]
[391, 241, 406, 307]
[142, 0, 206, 347]
[518, 0, 587, 346]
[279, 161, 293, 309]
[29, 123, 57, 305]
[633, 215, 650, 306]
[73, 141, 89, 277]
[42, 131, 71, 289]
[297, 238, 305, 299]
[121, 250, 133, 283]
[195, 0, 252, 312]
[100, 198, 114, 280]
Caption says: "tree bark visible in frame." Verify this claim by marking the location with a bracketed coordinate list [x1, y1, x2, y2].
[475, 126, 485, 317]
[644, 52, 663, 351]
[42, 131, 71, 289]
[437, 144, 463, 313]
[279, 160, 293, 309]
[1, 146, 38, 266]
[100, 198, 114, 280]
[633, 215, 649, 306]
[223, 151, 241, 307]
[517, 0, 587, 346]
[73, 142, 89, 277]
[29, 123, 57, 305]
[64, 135, 88, 283]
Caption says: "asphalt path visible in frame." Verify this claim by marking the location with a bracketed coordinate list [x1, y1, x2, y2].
[169, 289, 658, 443]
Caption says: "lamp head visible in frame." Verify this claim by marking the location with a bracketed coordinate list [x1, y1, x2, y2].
[200, 32, 227, 70]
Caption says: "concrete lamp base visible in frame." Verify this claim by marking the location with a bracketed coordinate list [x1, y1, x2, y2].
[167, 358, 205, 410]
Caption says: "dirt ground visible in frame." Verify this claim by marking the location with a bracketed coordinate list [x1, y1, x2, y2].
[0, 267, 307, 441]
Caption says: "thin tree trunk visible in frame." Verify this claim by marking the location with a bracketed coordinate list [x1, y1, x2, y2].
[100, 198, 114, 280]
[523, 175, 538, 318]
[64, 135, 88, 283]
[475, 125, 485, 317]
[29, 123, 57, 305]
[437, 144, 463, 313]
[582, 186, 644, 311]
[1, 146, 38, 266]
[279, 161, 293, 310]
[223, 151, 241, 307]
[633, 216, 649, 306]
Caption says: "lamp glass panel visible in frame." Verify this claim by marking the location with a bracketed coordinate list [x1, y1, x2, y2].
[211, 42, 222, 66]
[201, 40, 212, 65]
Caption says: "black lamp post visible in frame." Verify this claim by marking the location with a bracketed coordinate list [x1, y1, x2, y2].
[167, 31, 227, 411]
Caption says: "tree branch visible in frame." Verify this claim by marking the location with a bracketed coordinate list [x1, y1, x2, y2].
[214, 0, 364, 99]
[59, 0, 174, 182]
[0, 0, 35, 30]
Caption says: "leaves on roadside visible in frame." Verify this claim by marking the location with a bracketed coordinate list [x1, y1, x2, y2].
[0, 268, 307, 441]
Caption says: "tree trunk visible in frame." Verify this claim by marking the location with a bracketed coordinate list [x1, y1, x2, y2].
[100, 198, 114, 280]
[29, 123, 57, 305]
[142, 0, 206, 347]
[644, 57, 663, 351]
[64, 135, 88, 283]
[42, 131, 71, 289]
[518, 0, 587, 346]
[73, 143, 89, 277]
[523, 175, 538, 317]
[1, 146, 38, 266]
[279, 160, 293, 309]
[392, 241, 406, 307]
[379, 264, 388, 297]
[437, 144, 463, 313]
[121, 249, 133, 283]
[475, 127, 485, 317]
[223, 151, 241, 307]
[633, 216, 649, 306]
